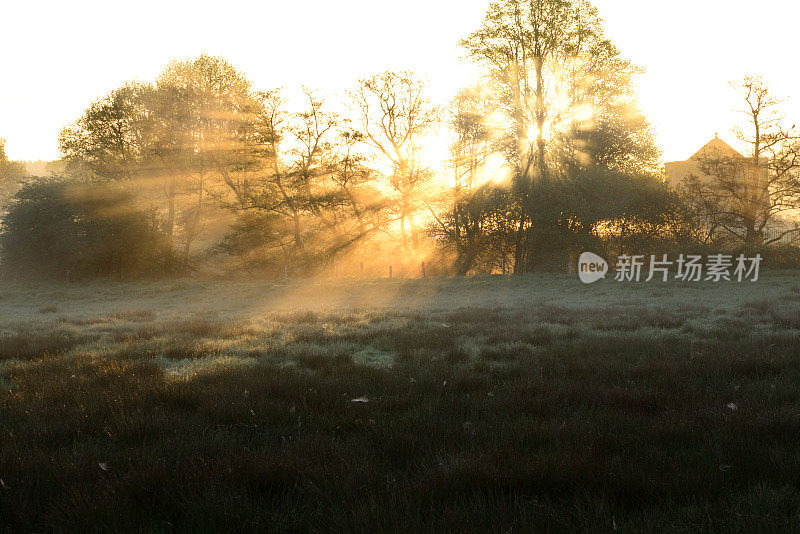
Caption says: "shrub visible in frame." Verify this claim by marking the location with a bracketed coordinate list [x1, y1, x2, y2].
[737, 244, 800, 269]
[0, 177, 176, 279]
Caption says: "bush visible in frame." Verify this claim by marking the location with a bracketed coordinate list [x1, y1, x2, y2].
[0, 177, 176, 279]
[735, 243, 800, 270]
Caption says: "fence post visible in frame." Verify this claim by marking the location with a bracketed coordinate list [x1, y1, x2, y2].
[422, 261, 426, 279]
[360, 262, 364, 280]
[389, 265, 392, 278]
[284, 264, 288, 280]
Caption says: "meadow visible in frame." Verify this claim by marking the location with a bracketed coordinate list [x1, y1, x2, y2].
[2, 272, 800, 531]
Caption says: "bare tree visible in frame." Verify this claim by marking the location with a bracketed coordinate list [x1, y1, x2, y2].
[352, 71, 438, 250]
[687, 77, 800, 245]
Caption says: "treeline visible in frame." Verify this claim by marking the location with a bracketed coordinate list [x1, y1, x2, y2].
[2, 0, 799, 280]
[0, 139, 26, 206]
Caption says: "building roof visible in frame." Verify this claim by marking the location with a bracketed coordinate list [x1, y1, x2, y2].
[664, 135, 765, 189]
[688, 134, 744, 161]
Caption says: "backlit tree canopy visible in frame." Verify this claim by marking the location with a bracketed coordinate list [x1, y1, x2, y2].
[456, 0, 666, 271]
[16, 0, 792, 280]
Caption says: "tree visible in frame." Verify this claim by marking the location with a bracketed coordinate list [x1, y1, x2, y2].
[0, 138, 27, 206]
[461, 0, 645, 271]
[330, 129, 389, 244]
[428, 86, 512, 274]
[685, 77, 800, 246]
[0, 178, 174, 279]
[154, 55, 265, 262]
[352, 71, 438, 251]
[59, 84, 152, 183]
[59, 55, 267, 266]
[216, 90, 391, 273]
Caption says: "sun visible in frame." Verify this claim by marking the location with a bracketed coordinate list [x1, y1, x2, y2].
[522, 122, 553, 148]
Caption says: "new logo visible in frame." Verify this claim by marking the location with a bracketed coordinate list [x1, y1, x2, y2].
[578, 252, 608, 284]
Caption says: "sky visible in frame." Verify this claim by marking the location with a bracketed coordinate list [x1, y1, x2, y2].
[1, 0, 798, 163]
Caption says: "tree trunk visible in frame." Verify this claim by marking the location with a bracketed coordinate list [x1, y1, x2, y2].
[407, 212, 420, 249]
[455, 246, 479, 276]
[165, 176, 176, 238]
[292, 210, 304, 253]
[534, 56, 547, 184]
[513, 215, 528, 274]
[183, 180, 203, 266]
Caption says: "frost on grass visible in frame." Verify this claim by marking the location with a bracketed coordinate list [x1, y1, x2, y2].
[156, 354, 259, 380]
[352, 347, 395, 369]
[1, 272, 799, 373]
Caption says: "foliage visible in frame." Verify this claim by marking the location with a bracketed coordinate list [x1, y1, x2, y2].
[47, 45, 800, 278]
[443, 0, 671, 272]
[0, 138, 27, 205]
[59, 58, 401, 276]
[0, 178, 175, 279]
[736, 243, 800, 269]
[213, 90, 395, 274]
[59, 56, 268, 263]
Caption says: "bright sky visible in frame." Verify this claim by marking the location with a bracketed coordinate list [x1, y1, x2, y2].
[2, 0, 798, 163]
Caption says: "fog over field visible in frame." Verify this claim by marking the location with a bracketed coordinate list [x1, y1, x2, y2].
[5, 271, 797, 320]
[3, 272, 798, 378]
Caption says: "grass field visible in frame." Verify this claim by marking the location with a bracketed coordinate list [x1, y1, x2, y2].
[2, 272, 800, 531]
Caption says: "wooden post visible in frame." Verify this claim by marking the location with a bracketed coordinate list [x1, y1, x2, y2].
[389, 265, 392, 278]
[421, 261, 426, 279]
[284, 264, 288, 279]
[360, 262, 364, 280]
